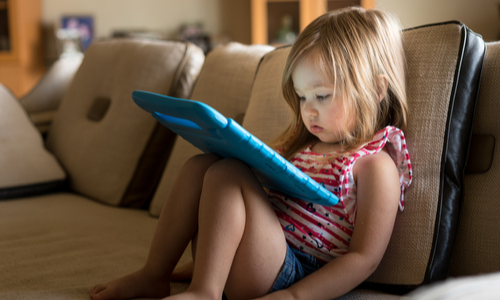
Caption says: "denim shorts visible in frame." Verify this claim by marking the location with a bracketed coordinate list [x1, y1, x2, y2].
[222, 244, 325, 299]
[269, 243, 325, 293]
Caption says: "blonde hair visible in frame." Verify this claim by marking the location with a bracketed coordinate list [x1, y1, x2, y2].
[275, 7, 408, 160]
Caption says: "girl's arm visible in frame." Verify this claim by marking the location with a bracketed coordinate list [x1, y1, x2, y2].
[258, 150, 401, 300]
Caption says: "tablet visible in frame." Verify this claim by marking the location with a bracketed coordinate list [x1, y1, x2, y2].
[132, 90, 338, 206]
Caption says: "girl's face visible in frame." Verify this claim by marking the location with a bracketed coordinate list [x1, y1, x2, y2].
[292, 53, 356, 146]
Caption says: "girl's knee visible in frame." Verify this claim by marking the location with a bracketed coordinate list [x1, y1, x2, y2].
[204, 158, 250, 180]
[184, 153, 221, 171]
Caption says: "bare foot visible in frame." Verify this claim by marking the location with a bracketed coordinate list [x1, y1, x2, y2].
[90, 268, 171, 300]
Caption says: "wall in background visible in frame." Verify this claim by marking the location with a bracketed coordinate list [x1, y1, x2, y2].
[41, 0, 224, 40]
[378, 0, 500, 41]
[42, 0, 500, 45]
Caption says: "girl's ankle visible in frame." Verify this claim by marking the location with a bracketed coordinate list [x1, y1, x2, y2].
[138, 266, 172, 282]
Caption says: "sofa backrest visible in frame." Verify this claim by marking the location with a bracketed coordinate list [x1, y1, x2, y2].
[451, 41, 500, 277]
[149, 42, 274, 217]
[242, 22, 485, 293]
[45, 39, 205, 207]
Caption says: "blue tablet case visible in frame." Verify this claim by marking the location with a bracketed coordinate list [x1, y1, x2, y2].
[132, 90, 338, 206]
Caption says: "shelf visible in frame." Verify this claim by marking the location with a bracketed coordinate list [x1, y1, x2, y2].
[251, 0, 376, 45]
[267, 1, 299, 45]
[328, 0, 361, 11]
[0, 1, 10, 53]
[0, 0, 45, 97]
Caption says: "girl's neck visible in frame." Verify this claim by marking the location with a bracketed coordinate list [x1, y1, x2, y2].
[310, 141, 343, 155]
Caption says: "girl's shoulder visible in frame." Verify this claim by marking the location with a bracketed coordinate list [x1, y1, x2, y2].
[352, 126, 413, 210]
[349, 126, 408, 160]
[353, 125, 410, 168]
[353, 146, 397, 180]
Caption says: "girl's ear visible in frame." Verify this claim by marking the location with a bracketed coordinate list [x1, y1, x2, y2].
[377, 74, 389, 102]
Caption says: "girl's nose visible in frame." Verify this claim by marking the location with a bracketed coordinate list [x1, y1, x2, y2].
[303, 100, 318, 116]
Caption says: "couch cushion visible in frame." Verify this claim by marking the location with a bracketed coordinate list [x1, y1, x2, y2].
[0, 193, 401, 299]
[149, 42, 273, 217]
[19, 54, 84, 134]
[0, 85, 66, 199]
[242, 47, 292, 142]
[450, 42, 500, 277]
[242, 22, 485, 292]
[45, 39, 204, 207]
[0, 193, 191, 299]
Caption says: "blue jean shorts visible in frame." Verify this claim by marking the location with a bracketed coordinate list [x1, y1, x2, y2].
[269, 243, 325, 293]
[221, 244, 325, 299]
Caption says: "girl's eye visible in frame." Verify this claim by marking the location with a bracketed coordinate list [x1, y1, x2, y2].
[316, 94, 331, 101]
[298, 96, 306, 102]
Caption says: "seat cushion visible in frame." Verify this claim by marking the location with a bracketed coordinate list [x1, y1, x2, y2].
[450, 42, 500, 277]
[0, 85, 66, 199]
[45, 39, 204, 207]
[0, 193, 402, 299]
[0, 193, 191, 299]
[149, 42, 273, 217]
[242, 22, 485, 293]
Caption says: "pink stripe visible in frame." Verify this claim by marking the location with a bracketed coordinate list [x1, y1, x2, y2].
[278, 202, 353, 244]
[281, 218, 347, 250]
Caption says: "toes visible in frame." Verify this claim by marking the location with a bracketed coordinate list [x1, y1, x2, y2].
[93, 287, 122, 300]
[90, 285, 106, 299]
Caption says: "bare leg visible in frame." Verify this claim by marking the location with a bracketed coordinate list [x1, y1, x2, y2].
[90, 154, 221, 300]
[166, 159, 287, 300]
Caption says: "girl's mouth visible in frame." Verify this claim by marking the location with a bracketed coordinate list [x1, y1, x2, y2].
[310, 125, 324, 134]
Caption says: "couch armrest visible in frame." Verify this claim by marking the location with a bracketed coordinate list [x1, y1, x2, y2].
[19, 53, 83, 133]
[0, 84, 66, 199]
[408, 272, 500, 300]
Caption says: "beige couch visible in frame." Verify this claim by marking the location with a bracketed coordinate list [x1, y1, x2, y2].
[0, 21, 498, 300]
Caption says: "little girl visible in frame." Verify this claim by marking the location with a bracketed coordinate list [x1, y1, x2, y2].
[91, 6, 412, 300]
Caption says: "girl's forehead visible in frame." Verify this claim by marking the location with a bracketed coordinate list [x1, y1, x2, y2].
[292, 54, 335, 88]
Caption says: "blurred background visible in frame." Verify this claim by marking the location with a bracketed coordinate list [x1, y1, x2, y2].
[1, 0, 499, 97]
[40, 0, 500, 46]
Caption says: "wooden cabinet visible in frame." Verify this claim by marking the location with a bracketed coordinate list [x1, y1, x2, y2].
[0, 0, 44, 97]
[251, 0, 375, 45]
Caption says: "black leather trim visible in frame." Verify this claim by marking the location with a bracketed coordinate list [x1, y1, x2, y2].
[425, 23, 485, 283]
[0, 180, 67, 200]
[361, 21, 486, 295]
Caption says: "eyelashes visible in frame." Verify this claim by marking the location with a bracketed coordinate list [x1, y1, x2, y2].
[316, 94, 332, 101]
[298, 94, 332, 102]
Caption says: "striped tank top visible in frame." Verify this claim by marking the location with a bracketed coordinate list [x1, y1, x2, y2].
[268, 126, 412, 262]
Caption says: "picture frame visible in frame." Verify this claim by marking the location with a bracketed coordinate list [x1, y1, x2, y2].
[61, 15, 94, 51]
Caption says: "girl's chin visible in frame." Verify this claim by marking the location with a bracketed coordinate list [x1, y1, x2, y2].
[308, 130, 342, 144]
